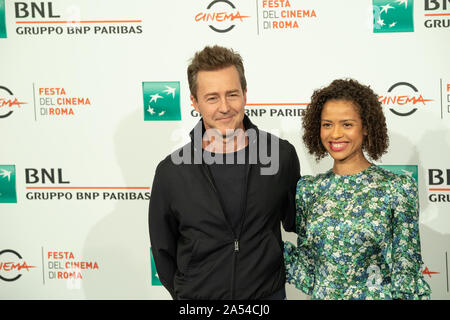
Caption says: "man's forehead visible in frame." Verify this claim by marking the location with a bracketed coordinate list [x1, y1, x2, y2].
[196, 70, 241, 91]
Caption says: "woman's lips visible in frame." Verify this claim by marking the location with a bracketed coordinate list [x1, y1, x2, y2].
[329, 142, 348, 152]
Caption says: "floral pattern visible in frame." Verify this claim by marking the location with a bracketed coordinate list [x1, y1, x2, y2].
[284, 165, 431, 300]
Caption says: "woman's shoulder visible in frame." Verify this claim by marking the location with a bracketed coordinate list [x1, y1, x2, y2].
[296, 170, 333, 192]
[364, 165, 418, 202]
[369, 165, 417, 188]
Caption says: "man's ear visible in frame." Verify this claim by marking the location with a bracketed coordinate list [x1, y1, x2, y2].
[191, 94, 200, 113]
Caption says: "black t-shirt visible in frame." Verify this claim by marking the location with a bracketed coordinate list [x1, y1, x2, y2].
[203, 145, 249, 235]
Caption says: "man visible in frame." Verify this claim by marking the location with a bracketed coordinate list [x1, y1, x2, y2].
[149, 45, 300, 300]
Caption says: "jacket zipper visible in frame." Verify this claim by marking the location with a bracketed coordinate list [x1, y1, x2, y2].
[191, 118, 259, 299]
[202, 163, 245, 299]
[232, 163, 250, 299]
[231, 238, 239, 299]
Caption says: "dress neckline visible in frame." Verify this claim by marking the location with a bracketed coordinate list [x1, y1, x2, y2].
[328, 164, 376, 180]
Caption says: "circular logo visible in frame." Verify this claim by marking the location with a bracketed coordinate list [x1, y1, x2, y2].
[195, 0, 249, 33]
[0, 86, 27, 118]
[0, 249, 36, 281]
[0, 86, 15, 118]
[381, 82, 433, 117]
[208, 0, 236, 33]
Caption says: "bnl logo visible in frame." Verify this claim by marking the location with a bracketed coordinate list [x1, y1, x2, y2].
[142, 82, 181, 121]
[0, 165, 17, 203]
[150, 248, 162, 286]
[0, 0, 6, 38]
[373, 0, 414, 33]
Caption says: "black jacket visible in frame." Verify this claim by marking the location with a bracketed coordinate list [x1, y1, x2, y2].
[148, 116, 300, 299]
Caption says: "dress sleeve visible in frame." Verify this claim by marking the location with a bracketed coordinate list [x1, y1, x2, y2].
[283, 176, 315, 296]
[385, 174, 431, 300]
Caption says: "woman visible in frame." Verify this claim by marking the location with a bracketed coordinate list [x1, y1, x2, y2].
[284, 79, 431, 300]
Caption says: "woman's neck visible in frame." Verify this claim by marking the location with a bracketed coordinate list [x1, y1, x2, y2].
[332, 154, 371, 175]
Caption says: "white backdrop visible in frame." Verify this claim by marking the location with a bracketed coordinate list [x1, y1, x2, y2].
[1, 0, 449, 299]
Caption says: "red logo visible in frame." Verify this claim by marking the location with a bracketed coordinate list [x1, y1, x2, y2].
[0, 86, 27, 118]
[379, 82, 433, 116]
[422, 266, 439, 278]
[0, 249, 36, 281]
[195, 0, 250, 33]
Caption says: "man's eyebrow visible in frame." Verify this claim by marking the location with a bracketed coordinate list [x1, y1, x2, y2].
[203, 92, 219, 97]
[203, 89, 240, 97]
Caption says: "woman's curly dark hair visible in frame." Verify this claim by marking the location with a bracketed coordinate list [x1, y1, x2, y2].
[302, 78, 389, 161]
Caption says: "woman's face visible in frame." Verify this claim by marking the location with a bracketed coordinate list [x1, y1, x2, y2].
[320, 99, 367, 163]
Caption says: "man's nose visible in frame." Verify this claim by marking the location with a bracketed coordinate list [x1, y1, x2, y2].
[218, 97, 231, 113]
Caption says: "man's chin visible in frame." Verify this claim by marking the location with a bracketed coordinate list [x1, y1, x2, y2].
[204, 118, 246, 137]
[219, 127, 245, 138]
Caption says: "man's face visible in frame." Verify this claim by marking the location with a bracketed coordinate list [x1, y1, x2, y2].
[191, 65, 246, 136]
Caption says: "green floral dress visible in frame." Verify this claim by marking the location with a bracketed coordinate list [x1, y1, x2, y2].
[284, 165, 431, 300]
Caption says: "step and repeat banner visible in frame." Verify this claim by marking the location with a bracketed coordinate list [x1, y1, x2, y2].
[1, 0, 449, 300]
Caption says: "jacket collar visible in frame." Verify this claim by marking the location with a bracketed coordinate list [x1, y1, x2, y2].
[189, 114, 258, 146]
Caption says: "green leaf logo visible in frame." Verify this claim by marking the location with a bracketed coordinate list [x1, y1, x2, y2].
[150, 248, 162, 286]
[142, 82, 181, 121]
[0, 165, 17, 203]
[373, 0, 414, 33]
[0, 0, 7, 39]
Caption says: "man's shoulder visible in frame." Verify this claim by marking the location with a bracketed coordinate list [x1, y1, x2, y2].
[257, 129, 297, 160]
[257, 129, 294, 148]
[157, 142, 193, 169]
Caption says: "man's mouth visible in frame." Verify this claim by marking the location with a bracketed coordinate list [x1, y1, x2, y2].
[217, 115, 234, 121]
